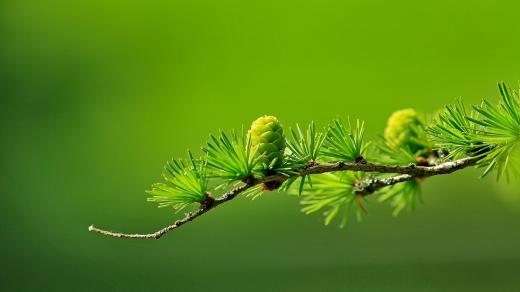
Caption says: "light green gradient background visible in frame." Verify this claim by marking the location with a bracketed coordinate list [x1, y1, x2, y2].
[1, 1, 520, 291]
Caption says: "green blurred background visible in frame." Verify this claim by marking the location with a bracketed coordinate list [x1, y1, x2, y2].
[1, 0, 520, 291]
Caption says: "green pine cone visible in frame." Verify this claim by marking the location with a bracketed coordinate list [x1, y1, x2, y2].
[249, 115, 286, 168]
[384, 108, 426, 153]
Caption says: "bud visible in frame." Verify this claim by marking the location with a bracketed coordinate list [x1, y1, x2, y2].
[249, 115, 286, 168]
[384, 108, 425, 153]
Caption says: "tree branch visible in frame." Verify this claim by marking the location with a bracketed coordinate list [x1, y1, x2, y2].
[88, 157, 478, 239]
[352, 157, 479, 196]
[89, 184, 251, 239]
[354, 174, 415, 196]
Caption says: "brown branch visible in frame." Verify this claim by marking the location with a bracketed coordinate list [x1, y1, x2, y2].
[263, 156, 478, 182]
[88, 157, 478, 239]
[354, 174, 415, 196]
[88, 184, 251, 239]
[352, 156, 479, 196]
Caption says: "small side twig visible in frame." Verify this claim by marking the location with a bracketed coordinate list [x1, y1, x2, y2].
[354, 174, 414, 196]
[88, 184, 251, 239]
[353, 157, 479, 196]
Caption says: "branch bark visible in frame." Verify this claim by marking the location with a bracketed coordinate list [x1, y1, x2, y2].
[89, 184, 251, 239]
[352, 157, 478, 196]
[88, 157, 477, 239]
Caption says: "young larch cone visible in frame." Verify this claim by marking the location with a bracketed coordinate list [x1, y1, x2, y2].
[249, 115, 286, 168]
[384, 108, 426, 154]
[249, 115, 286, 191]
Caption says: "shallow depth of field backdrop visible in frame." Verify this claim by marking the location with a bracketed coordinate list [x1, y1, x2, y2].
[2, 1, 520, 291]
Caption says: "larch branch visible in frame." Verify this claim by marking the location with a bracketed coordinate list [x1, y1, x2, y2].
[88, 157, 478, 239]
[88, 184, 251, 239]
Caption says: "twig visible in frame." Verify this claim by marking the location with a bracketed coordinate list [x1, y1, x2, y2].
[353, 157, 479, 196]
[263, 156, 478, 182]
[89, 184, 251, 239]
[354, 174, 415, 196]
[88, 157, 478, 239]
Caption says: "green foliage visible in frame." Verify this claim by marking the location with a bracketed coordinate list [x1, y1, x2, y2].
[378, 180, 422, 216]
[428, 82, 520, 180]
[470, 83, 520, 180]
[384, 108, 429, 154]
[144, 83, 519, 227]
[286, 122, 326, 164]
[203, 128, 261, 181]
[504, 144, 520, 179]
[242, 184, 264, 200]
[249, 115, 286, 170]
[377, 137, 421, 165]
[294, 172, 366, 228]
[147, 151, 208, 211]
[428, 98, 483, 160]
[321, 118, 366, 162]
[282, 122, 326, 195]
[376, 109, 431, 166]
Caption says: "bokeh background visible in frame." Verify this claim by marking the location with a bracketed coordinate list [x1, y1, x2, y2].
[1, 0, 520, 291]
